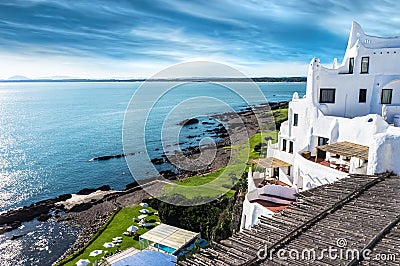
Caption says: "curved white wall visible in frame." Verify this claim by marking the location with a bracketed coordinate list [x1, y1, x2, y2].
[241, 196, 273, 230]
[241, 184, 297, 230]
[368, 133, 400, 175]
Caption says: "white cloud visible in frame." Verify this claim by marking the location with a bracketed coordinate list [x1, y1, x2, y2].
[1, 0, 399, 78]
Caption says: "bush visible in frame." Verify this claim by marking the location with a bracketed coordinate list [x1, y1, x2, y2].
[212, 209, 232, 242]
[148, 195, 232, 241]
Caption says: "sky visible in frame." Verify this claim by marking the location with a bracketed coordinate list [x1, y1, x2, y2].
[0, 0, 400, 79]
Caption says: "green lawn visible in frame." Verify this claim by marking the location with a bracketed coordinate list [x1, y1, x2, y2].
[163, 130, 279, 199]
[60, 205, 160, 266]
[162, 107, 288, 200]
[272, 107, 289, 129]
[163, 163, 246, 200]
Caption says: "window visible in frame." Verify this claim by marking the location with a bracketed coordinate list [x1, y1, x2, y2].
[348, 57, 354, 74]
[287, 166, 291, 175]
[282, 139, 287, 151]
[381, 89, 392, 104]
[293, 113, 298, 126]
[317, 137, 329, 159]
[319, 89, 336, 103]
[289, 141, 293, 154]
[318, 137, 329, 146]
[359, 89, 367, 103]
[361, 57, 369, 73]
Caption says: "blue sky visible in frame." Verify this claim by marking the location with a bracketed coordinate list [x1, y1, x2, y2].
[0, 0, 399, 78]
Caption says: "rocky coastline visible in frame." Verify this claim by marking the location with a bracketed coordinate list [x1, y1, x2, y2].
[0, 101, 288, 261]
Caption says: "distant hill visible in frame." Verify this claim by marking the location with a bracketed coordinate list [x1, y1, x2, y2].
[251, 77, 306, 82]
[8, 75, 30, 80]
[37, 76, 77, 80]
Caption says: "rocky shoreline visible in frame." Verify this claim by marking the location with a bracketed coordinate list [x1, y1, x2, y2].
[0, 101, 288, 262]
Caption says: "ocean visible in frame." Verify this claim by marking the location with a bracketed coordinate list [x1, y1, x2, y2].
[0, 81, 306, 213]
[0, 81, 305, 265]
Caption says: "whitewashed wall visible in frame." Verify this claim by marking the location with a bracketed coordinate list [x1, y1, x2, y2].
[293, 153, 348, 190]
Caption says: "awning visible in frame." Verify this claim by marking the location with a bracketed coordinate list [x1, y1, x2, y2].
[139, 224, 199, 251]
[250, 158, 292, 168]
[316, 141, 369, 160]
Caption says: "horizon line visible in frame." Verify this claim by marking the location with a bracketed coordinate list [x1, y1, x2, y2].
[0, 76, 307, 83]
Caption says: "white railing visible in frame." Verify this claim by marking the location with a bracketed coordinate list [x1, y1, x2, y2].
[269, 149, 295, 165]
[295, 154, 348, 190]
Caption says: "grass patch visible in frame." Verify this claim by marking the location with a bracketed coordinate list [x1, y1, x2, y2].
[162, 107, 287, 200]
[272, 107, 289, 129]
[177, 167, 226, 187]
[60, 205, 160, 266]
[163, 163, 244, 200]
[162, 131, 277, 199]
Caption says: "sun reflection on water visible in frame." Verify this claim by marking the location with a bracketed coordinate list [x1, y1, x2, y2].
[0, 220, 79, 265]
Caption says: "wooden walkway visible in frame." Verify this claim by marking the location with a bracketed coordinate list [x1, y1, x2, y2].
[179, 173, 400, 266]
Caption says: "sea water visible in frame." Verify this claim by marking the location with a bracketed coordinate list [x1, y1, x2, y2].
[0, 81, 305, 265]
[0, 81, 305, 212]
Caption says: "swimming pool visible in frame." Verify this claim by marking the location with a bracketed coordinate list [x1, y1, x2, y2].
[154, 243, 176, 254]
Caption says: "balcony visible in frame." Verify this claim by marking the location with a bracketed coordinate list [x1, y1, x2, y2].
[305, 155, 350, 173]
[302, 141, 369, 174]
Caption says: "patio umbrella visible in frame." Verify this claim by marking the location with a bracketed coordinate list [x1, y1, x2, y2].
[138, 214, 148, 220]
[89, 250, 103, 257]
[127, 225, 138, 232]
[103, 242, 115, 248]
[76, 259, 90, 266]
[139, 209, 149, 214]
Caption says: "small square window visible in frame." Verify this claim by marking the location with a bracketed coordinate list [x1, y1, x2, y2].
[361, 57, 369, 73]
[381, 89, 392, 104]
[293, 113, 298, 126]
[359, 89, 367, 103]
[318, 137, 329, 146]
[319, 89, 336, 103]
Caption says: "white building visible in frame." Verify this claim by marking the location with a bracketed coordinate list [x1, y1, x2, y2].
[241, 22, 400, 229]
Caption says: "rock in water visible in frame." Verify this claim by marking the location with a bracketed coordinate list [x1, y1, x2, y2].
[178, 118, 199, 126]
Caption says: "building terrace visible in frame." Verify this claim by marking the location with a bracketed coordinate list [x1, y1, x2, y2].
[179, 173, 400, 266]
[300, 141, 370, 174]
